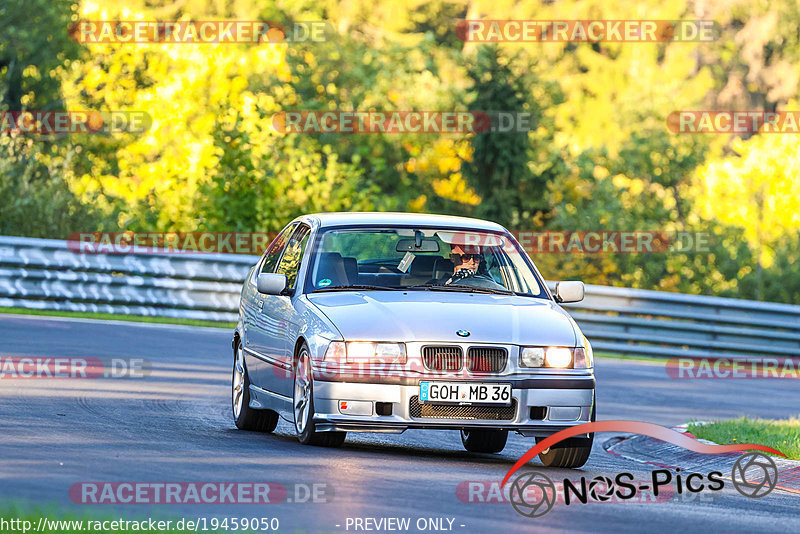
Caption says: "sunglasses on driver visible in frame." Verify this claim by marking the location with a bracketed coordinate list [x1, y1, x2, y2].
[451, 253, 481, 262]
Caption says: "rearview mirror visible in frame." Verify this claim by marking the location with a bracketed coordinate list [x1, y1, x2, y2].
[554, 281, 584, 303]
[395, 238, 440, 253]
[257, 273, 288, 296]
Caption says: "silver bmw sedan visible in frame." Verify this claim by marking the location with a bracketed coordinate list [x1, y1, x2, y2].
[232, 212, 595, 467]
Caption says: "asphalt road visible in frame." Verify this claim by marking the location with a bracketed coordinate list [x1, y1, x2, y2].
[1, 313, 799, 533]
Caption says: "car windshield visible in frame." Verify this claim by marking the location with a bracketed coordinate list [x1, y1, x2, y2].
[306, 226, 547, 298]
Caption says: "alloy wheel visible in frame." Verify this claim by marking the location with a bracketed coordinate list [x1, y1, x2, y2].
[294, 349, 312, 434]
[232, 343, 245, 418]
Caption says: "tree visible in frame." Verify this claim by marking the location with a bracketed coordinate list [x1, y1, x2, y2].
[0, 134, 101, 238]
[462, 46, 565, 228]
[0, 0, 80, 110]
[693, 133, 800, 299]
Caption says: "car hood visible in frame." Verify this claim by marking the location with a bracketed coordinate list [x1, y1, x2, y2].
[306, 291, 578, 346]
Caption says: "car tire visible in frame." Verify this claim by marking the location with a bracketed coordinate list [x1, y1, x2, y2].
[460, 429, 508, 453]
[293, 342, 346, 447]
[537, 399, 596, 468]
[232, 340, 279, 432]
[537, 440, 592, 468]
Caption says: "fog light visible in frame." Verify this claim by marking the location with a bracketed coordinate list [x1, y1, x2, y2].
[338, 400, 372, 415]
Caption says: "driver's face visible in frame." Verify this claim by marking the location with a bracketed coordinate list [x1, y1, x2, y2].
[451, 252, 480, 271]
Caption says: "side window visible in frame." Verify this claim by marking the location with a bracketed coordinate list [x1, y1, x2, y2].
[487, 255, 503, 283]
[276, 225, 311, 288]
[259, 223, 297, 276]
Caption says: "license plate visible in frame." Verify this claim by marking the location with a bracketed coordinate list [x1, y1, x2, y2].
[419, 381, 512, 405]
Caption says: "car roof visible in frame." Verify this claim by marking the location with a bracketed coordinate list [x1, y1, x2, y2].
[297, 212, 507, 232]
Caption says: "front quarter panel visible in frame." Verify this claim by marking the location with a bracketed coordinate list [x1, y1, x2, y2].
[293, 296, 343, 363]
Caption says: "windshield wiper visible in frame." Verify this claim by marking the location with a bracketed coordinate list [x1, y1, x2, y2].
[312, 284, 401, 293]
[405, 284, 514, 296]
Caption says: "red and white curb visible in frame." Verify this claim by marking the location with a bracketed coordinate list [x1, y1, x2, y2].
[603, 422, 800, 495]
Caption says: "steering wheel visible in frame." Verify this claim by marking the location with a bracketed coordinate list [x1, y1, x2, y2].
[449, 272, 507, 291]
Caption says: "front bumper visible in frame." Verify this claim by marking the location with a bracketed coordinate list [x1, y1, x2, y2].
[312, 375, 595, 437]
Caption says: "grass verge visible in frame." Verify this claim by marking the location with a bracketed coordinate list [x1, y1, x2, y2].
[688, 416, 800, 460]
[593, 351, 665, 364]
[0, 307, 235, 330]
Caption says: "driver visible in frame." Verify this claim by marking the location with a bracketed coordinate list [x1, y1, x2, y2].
[445, 244, 482, 285]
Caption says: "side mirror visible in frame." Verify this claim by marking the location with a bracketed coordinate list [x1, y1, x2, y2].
[554, 281, 584, 303]
[257, 273, 289, 296]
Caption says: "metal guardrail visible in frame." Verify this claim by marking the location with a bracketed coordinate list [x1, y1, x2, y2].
[555, 284, 800, 359]
[0, 235, 253, 323]
[1, 235, 798, 359]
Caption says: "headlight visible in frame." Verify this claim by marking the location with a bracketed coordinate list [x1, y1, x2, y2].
[520, 347, 545, 367]
[323, 341, 346, 362]
[519, 346, 575, 368]
[545, 347, 572, 368]
[345, 342, 407, 364]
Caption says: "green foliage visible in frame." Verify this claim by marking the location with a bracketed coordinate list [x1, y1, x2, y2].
[463, 46, 566, 228]
[0, 0, 100, 238]
[2, 0, 800, 304]
[701, 0, 800, 111]
[0, 135, 101, 238]
[199, 125, 376, 232]
[0, 0, 80, 110]
[734, 231, 800, 304]
[279, 34, 466, 211]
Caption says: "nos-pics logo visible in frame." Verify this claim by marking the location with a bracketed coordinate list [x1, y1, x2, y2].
[502, 421, 783, 518]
